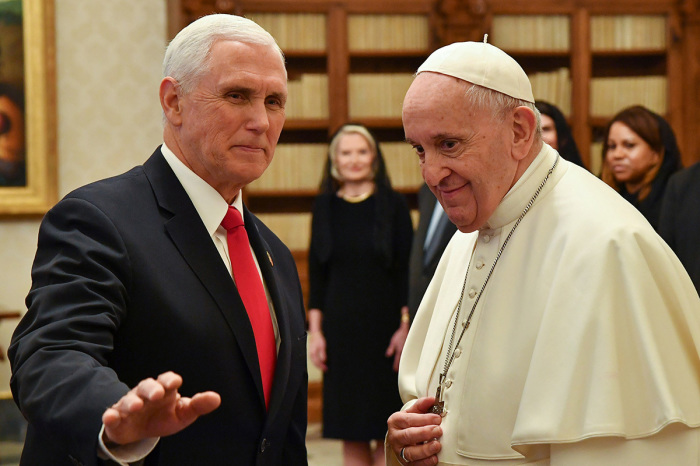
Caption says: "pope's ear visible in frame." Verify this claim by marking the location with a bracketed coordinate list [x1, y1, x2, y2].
[160, 77, 183, 126]
[511, 106, 537, 161]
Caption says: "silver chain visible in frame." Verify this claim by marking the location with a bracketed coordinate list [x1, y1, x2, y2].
[440, 155, 560, 378]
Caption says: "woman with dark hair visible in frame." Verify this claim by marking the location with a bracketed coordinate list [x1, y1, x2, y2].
[307, 124, 413, 466]
[535, 100, 584, 167]
[601, 105, 682, 230]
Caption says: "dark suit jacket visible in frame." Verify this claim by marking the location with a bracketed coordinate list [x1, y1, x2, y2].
[407, 184, 457, 319]
[9, 148, 308, 466]
[659, 162, 700, 292]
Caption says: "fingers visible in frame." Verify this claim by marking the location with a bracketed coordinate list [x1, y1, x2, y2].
[400, 440, 441, 466]
[103, 372, 220, 446]
[388, 413, 442, 441]
[408, 397, 439, 415]
[309, 335, 328, 371]
[386, 340, 396, 357]
[156, 371, 183, 392]
[387, 401, 443, 465]
[188, 391, 221, 416]
[103, 372, 184, 426]
[318, 347, 327, 370]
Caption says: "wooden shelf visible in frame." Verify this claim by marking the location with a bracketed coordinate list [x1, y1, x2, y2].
[592, 53, 666, 76]
[350, 54, 427, 72]
[245, 188, 419, 213]
[282, 118, 330, 130]
[170, 0, 700, 193]
[286, 55, 327, 74]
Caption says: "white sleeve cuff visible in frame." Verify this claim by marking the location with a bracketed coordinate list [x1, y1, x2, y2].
[97, 423, 159, 465]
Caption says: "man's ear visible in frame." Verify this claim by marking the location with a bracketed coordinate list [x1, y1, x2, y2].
[160, 77, 183, 126]
[511, 106, 537, 161]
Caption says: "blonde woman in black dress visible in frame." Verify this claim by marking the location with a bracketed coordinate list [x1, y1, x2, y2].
[308, 124, 413, 466]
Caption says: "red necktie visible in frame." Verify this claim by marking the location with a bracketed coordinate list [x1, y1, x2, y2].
[221, 206, 276, 408]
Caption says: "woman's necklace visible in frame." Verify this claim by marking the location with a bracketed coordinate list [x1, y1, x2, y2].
[340, 187, 374, 203]
[430, 155, 560, 417]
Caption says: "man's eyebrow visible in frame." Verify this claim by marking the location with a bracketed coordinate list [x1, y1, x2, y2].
[405, 133, 453, 145]
[222, 86, 287, 102]
[268, 91, 287, 103]
[223, 85, 253, 96]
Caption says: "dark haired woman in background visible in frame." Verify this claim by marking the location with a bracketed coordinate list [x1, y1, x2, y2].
[601, 105, 681, 230]
[307, 124, 413, 465]
[535, 100, 584, 167]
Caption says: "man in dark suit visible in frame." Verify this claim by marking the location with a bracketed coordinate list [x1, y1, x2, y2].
[407, 184, 457, 320]
[8, 14, 308, 465]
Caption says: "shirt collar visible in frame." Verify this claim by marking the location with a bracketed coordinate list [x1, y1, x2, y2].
[160, 143, 243, 237]
[484, 142, 565, 230]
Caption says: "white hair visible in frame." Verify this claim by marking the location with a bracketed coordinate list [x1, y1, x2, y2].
[163, 14, 286, 94]
[462, 82, 542, 139]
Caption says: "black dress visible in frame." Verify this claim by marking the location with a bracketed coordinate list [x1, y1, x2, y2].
[659, 162, 700, 292]
[308, 191, 413, 441]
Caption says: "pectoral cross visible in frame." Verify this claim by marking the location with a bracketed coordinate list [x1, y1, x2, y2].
[430, 374, 446, 417]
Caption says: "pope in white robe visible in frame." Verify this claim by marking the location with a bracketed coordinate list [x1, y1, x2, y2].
[386, 40, 700, 466]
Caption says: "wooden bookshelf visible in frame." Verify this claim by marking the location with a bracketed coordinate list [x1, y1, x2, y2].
[434, 0, 699, 171]
[168, 0, 435, 424]
[169, 0, 433, 236]
[169, 0, 700, 423]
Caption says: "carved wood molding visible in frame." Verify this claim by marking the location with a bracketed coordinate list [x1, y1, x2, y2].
[435, 0, 490, 45]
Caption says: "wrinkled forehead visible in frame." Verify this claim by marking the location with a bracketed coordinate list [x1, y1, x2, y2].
[403, 72, 473, 121]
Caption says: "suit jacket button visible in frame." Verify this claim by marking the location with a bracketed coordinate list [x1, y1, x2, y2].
[261, 438, 271, 452]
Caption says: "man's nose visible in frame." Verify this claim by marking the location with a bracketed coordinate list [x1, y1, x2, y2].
[421, 153, 449, 186]
[246, 100, 270, 133]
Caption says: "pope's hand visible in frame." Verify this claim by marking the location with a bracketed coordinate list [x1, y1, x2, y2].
[102, 371, 221, 446]
[387, 397, 442, 465]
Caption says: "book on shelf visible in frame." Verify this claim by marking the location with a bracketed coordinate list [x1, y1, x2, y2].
[589, 141, 605, 177]
[247, 143, 328, 192]
[490, 15, 570, 52]
[246, 13, 326, 51]
[248, 142, 422, 193]
[256, 213, 312, 251]
[381, 142, 423, 190]
[348, 73, 415, 118]
[348, 14, 429, 51]
[590, 15, 666, 51]
[285, 74, 329, 119]
[590, 76, 667, 117]
[529, 67, 571, 116]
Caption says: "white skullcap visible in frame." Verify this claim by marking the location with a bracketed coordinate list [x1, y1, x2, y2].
[417, 39, 535, 103]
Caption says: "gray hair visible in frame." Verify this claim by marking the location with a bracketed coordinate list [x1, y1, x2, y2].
[462, 81, 542, 140]
[163, 14, 286, 94]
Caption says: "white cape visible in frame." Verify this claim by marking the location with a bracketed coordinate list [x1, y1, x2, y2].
[398, 144, 700, 463]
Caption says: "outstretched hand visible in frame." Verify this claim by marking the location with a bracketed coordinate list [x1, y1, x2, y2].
[102, 371, 221, 446]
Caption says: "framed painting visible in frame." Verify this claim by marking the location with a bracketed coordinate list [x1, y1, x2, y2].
[0, 0, 56, 216]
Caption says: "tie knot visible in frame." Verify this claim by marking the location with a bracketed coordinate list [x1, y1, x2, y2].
[221, 206, 244, 231]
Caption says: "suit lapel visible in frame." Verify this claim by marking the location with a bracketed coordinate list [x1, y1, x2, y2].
[143, 150, 265, 405]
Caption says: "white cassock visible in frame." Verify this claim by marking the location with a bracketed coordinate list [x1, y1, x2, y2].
[389, 143, 700, 465]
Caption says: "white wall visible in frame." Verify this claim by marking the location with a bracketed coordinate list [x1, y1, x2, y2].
[0, 0, 167, 393]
